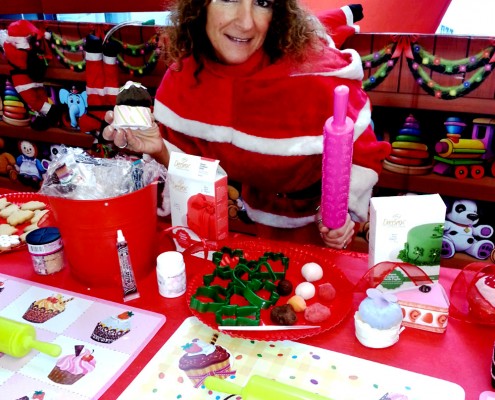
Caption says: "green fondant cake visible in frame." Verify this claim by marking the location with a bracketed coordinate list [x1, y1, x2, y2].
[397, 223, 444, 266]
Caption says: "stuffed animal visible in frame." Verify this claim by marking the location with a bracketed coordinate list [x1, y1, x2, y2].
[0, 138, 18, 181]
[15, 140, 46, 188]
[442, 199, 494, 259]
[0, 20, 61, 130]
[59, 86, 88, 129]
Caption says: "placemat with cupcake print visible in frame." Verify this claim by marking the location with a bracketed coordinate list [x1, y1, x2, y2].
[119, 316, 465, 400]
[0, 273, 165, 400]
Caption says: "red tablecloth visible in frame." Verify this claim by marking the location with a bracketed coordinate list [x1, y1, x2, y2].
[1, 238, 494, 400]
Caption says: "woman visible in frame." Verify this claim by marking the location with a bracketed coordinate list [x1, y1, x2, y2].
[103, 1, 391, 249]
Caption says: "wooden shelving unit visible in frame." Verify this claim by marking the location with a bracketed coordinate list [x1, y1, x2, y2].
[0, 121, 95, 148]
[377, 170, 495, 203]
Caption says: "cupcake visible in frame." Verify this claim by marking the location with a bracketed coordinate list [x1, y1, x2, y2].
[91, 311, 133, 343]
[178, 338, 235, 388]
[354, 288, 404, 348]
[48, 345, 96, 385]
[467, 274, 495, 323]
[22, 294, 73, 323]
[113, 81, 153, 129]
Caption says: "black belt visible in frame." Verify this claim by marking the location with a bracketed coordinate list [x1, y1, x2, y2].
[276, 180, 321, 200]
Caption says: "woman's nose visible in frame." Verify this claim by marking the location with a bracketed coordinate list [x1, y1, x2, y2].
[235, 1, 255, 29]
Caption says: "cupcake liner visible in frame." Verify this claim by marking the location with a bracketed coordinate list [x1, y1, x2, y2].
[22, 303, 61, 323]
[183, 359, 233, 388]
[48, 366, 84, 385]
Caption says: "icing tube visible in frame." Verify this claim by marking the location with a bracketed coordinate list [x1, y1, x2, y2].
[116, 230, 140, 302]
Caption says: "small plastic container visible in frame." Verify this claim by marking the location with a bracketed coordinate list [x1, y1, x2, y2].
[156, 251, 186, 298]
[26, 227, 65, 275]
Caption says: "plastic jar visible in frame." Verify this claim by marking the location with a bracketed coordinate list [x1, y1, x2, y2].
[26, 227, 65, 275]
[156, 251, 186, 298]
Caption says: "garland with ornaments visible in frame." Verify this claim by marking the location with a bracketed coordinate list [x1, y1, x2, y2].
[46, 27, 160, 76]
[361, 35, 495, 100]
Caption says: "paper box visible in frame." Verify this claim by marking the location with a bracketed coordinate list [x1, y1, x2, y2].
[369, 194, 446, 290]
[392, 283, 450, 333]
[168, 152, 228, 241]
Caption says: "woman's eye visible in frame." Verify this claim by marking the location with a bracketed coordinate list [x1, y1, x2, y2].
[255, 0, 274, 8]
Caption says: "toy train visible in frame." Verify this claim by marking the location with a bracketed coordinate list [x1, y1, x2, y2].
[433, 117, 495, 179]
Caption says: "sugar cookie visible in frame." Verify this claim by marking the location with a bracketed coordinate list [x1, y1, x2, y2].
[0, 204, 19, 218]
[21, 200, 46, 211]
[7, 209, 35, 226]
[0, 224, 17, 236]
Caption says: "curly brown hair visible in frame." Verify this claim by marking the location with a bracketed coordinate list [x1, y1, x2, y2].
[161, 0, 322, 71]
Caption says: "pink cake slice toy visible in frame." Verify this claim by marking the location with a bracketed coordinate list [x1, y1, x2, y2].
[391, 283, 449, 333]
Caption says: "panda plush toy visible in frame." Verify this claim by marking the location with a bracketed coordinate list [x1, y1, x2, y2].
[442, 199, 494, 259]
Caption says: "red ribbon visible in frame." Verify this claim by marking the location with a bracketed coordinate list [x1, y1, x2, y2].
[188, 194, 215, 238]
[391, 35, 418, 59]
[187, 364, 236, 388]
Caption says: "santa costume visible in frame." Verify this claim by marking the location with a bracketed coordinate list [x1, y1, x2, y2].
[154, 6, 391, 237]
[0, 20, 60, 130]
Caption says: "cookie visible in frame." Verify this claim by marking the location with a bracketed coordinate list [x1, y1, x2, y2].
[21, 200, 46, 211]
[0, 197, 11, 210]
[24, 223, 39, 233]
[0, 204, 19, 218]
[31, 209, 49, 224]
[7, 209, 35, 226]
[0, 234, 20, 251]
[0, 224, 17, 236]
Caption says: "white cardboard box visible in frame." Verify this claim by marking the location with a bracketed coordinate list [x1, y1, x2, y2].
[168, 151, 228, 241]
[369, 194, 446, 290]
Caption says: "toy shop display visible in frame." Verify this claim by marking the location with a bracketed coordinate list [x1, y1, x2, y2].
[15, 140, 46, 189]
[58, 86, 87, 130]
[383, 114, 433, 175]
[442, 199, 494, 260]
[433, 117, 495, 179]
[1, 80, 30, 127]
[0, 20, 62, 130]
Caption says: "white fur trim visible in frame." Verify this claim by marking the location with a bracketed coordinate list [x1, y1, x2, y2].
[291, 49, 364, 81]
[103, 55, 117, 65]
[0, 30, 7, 48]
[154, 99, 372, 158]
[15, 81, 44, 93]
[154, 101, 323, 156]
[348, 164, 378, 222]
[340, 6, 354, 26]
[40, 102, 51, 114]
[243, 202, 316, 228]
[244, 163, 377, 228]
[4, 34, 30, 49]
[85, 52, 103, 61]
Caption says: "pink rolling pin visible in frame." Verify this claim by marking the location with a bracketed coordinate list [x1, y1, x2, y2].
[321, 85, 354, 229]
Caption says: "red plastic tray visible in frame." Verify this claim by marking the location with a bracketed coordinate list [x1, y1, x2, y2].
[186, 238, 354, 341]
[0, 192, 54, 254]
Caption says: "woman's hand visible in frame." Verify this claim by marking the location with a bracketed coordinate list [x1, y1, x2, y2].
[102, 110, 166, 156]
[316, 211, 355, 249]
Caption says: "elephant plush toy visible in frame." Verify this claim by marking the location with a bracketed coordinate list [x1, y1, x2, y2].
[442, 199, 494, 260]
[59, 87, 88, 129]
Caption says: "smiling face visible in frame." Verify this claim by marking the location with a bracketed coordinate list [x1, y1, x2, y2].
[206, 0, 274, 64]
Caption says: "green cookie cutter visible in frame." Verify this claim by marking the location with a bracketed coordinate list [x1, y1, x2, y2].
[190, 247, 289, 326]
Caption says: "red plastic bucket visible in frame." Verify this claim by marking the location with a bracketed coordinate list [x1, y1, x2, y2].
[47, 182, 158, 287]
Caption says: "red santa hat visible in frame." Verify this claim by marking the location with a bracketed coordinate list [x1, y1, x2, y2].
[4, 20, 47, 50]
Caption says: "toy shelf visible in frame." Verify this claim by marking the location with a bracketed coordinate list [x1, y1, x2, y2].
[377, 170, 495, 203]
[0, 121, 95, 148]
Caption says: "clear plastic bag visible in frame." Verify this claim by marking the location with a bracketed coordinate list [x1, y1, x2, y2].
[40, 146, 167, 200]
